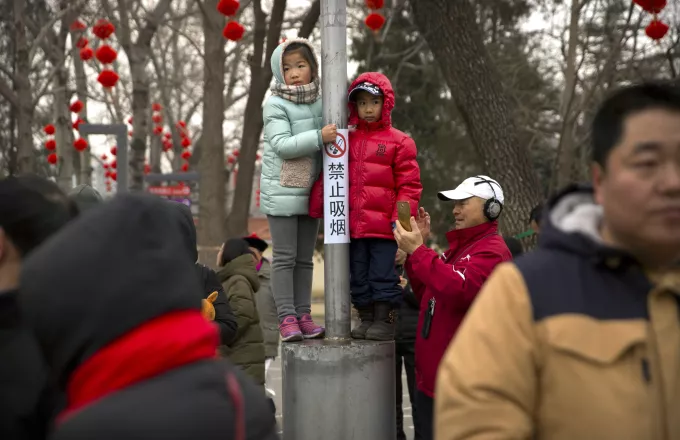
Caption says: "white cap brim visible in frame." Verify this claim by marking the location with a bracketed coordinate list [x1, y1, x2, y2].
[437, 189, 474, 201]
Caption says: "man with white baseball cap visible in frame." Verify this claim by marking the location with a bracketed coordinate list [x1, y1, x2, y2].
[393, 175, 511, 440]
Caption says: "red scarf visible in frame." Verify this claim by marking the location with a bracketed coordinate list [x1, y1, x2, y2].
[60, 310, 218, 421]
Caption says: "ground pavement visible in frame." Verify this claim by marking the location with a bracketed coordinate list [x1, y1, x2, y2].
[268, 302, 416, 439]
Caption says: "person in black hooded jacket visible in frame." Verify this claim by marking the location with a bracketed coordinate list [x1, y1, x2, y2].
[0, 175, 75, 440]
[19, 193, 279, 440]
[169, 201, 238, 345]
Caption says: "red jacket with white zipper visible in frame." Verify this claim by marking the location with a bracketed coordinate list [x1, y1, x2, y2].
[406, 221, 511, 397]
[309, 72, 422, 240]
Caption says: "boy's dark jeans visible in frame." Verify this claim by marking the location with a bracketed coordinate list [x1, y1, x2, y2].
[349, 238, 401, 307]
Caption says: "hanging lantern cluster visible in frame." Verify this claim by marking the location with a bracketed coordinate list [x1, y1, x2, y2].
[72, 20, 95, 62]
[364, 0, 385, 32]
[633, 0, 669, 41]
[43, 124, 57, 165]
[151, 102, 164, 136]
[226, 149, 240, 167]
[101, 145, 118, 191]
[216, 0, 245, 41]
[176, 121, 192, 172]
[69, 97, 89, 151]
[89, 19, 120, 89]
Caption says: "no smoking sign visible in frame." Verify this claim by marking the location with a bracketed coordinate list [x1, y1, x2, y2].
[325, 132, 347, 158]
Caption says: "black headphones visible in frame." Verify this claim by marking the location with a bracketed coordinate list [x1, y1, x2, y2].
[474, 176, 503, 221]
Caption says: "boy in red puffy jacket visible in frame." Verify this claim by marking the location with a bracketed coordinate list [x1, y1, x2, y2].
[346, 72, 422, 340]
[309, 72, 422, 340]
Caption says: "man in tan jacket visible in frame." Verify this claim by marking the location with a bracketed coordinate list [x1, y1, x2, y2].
[436, 81, 680, 440]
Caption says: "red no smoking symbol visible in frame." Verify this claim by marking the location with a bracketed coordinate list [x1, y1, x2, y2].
[325, 132, 347, 158]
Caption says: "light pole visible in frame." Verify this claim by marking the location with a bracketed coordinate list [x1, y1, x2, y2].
[281, 2, 395, 438]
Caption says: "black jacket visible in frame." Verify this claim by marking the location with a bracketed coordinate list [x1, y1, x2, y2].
[19, 194, 278, 440]
[171, 201, 238, 345]
[395, 268, 419, 342]
[0, 290, 53, 440]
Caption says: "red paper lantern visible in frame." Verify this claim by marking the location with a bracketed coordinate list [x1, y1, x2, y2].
[44, 124, 56, 135]
[79, 46, 94, 61]
[110, 171, 117, 181]
[181, 150, 192, 160]
[70, 20, 87, 32]
[93, 19, 115, 40]
[633, 0, 666, 13]
[127, 117, 133, 124]
[223, 21, 245, 41]
[75, 37, 89, 49]
[646, 19, 669, 40]
[164, 132, 172, 139]
[365, 13, 385, 31]
[73, 138, 88, 152]
[177, 120, 187, 128]
[95, 45, 118, 64]
[152, 114, 163, 124]
[256, 153, 261, 160]
[72, 119, 85, 130]
[232, 149, 240, 157]
[101, 154, 108, 161]
[111, 160, 117, 169]
[128, 131, 133, 137]
[181, 137, 191, 148]
[227, 156, 236, 164]
[153, 126, 163, 135]
[181, 163, 189, 172]
[69, 100, 84, 113]
[45, 139, 56, 151]
[364, 0, 384, 9]
[97, 69, 119, 88]
[217, 0, 240, 16]
[47, 153, 58, 165]
[110, 146, 117, 156]
[162, 143, 172, 152]
[152, 103, 162, 111]
[144, 164, 151, 174]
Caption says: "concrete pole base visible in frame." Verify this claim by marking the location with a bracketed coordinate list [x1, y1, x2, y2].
[282, 339, 396, 440]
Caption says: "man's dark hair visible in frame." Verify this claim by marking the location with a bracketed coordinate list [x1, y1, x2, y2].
[529, 203, 543, 226]
[283, 42, 318, 80]
[503, 236, 524, 258]
[0, 175, 74, 256]
[591, 81, 680, 167]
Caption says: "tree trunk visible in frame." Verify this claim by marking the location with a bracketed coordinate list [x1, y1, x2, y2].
[225, 0, 320, 237]
[13, 0, 36, 174]
[197, 0, 227, 264]
[554, 0, 581, 191]
[411, 0, 541, 234]
[71, 28, 91, 185]
[54, 66, 75, 191]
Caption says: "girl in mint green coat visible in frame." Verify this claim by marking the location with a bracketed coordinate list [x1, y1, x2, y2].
[261, 39, 336, 342]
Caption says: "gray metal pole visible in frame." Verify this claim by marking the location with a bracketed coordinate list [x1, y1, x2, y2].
[321, 0, 351, 340]
[78, 123, 128, 192]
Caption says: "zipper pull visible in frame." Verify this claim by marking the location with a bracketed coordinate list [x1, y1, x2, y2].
[429, 298, 436, 316]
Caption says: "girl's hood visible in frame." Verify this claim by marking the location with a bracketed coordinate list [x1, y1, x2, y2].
[270, 38, 319, 85]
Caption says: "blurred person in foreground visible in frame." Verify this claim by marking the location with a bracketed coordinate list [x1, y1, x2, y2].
[436, 82, 680, 439]
[0, 175, 74, 440]
[19, 193, 278, 439]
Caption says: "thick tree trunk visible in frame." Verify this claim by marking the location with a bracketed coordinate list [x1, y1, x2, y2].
[13, 0, 36, 174]
[225, 0, 320, 237]
[554, 0, 581, 191]
[411, 0, 541, 234]
[54, 67, 75, 191]
[71, 29, 91, 185]
[197, 0, 227, 264]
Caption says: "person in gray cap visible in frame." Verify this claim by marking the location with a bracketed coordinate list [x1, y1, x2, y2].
[68, 184, 103, 214]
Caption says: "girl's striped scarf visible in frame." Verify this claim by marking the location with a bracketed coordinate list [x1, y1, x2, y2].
[270, 77, 320, 105]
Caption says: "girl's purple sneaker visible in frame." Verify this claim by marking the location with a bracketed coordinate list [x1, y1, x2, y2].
[298, 314, 325, 339]
[279, 316, 303, 342]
